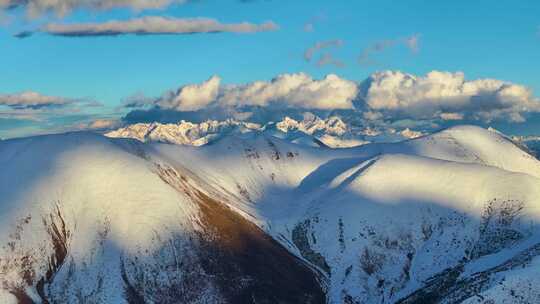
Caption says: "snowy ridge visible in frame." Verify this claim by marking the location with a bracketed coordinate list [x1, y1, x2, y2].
[1, 125, 540, 303]
[511, 134, 540, 158]
[0, 133, 323, 303]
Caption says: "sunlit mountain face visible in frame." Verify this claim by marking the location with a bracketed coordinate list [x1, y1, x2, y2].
[2, 1, 540, 303]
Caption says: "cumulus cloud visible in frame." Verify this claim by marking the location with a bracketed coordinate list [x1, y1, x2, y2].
[358, 34, 420, 64]
[130, 73, 359, 112]
[304, 39, 343, 61]
[359, 70, 540, 122]
[20, 17, 279, 37]
[123, 71, 540, 126]
[156, 75, 221, 111]
[219, 73, 358, 110]
[1, 0, 187, 18]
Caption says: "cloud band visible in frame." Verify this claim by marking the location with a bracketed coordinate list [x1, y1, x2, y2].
[18, 17, 279, 37]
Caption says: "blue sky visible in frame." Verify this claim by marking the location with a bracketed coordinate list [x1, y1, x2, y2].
[1, 0, 540, 138]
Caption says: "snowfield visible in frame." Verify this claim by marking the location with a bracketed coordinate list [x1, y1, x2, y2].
[1, 125, 540, 303]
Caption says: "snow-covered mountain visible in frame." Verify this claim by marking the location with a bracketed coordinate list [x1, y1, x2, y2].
[2, 125, 540, 303]
[105, 115, 425, 148]
[105, 119, 262, 146]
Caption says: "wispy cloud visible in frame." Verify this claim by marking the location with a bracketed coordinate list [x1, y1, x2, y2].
[316, 53, 344, 68]
[304, 39, 343, 61]
[358, 33, 420, 65]
[121, 92, 157, 109]
[0, 10, 12, 25]
[303, 23, 314, 33]
[403, 34, 420, 53]
[1, 0, 188, 18]
[17, 16, 279, 37]
[73, 118, 122, 131]
[303, 13, 326, 32]
[0, 91, 75, 109]
[0, 90, 116, 138]
[304, 39, 344, 67]
[0, 91, 101, 124]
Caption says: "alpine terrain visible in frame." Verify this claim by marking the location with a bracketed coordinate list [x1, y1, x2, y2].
[1, 125, 540, 304]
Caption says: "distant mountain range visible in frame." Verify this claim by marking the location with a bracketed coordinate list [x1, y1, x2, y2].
[106, 114, 425, 148]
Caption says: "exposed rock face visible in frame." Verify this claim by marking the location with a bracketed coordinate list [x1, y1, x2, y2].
[193, 190, 325, 304]
[154, 164, 326, 304]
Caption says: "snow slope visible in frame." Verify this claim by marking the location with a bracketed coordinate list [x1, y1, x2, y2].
[154, 125, 540, 303]
[1, 125, 540, 303]
[0, 133, 323, 304]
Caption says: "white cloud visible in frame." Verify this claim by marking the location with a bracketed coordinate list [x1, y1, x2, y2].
[360, 70, 540, 122]
[31, 17, 279, 37]
[1, 0, 186, 18]
[124, 70, 540, 125]
[156, 75, 221, 111]
[219, 73, 358, 110]
[141, 73, 359, 111]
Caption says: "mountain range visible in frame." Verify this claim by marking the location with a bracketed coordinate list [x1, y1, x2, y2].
[1, 124, 540, 303]
[105, 114, 424, 148]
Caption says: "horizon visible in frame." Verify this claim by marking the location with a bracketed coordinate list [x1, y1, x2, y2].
[1, 1, 540, 139]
